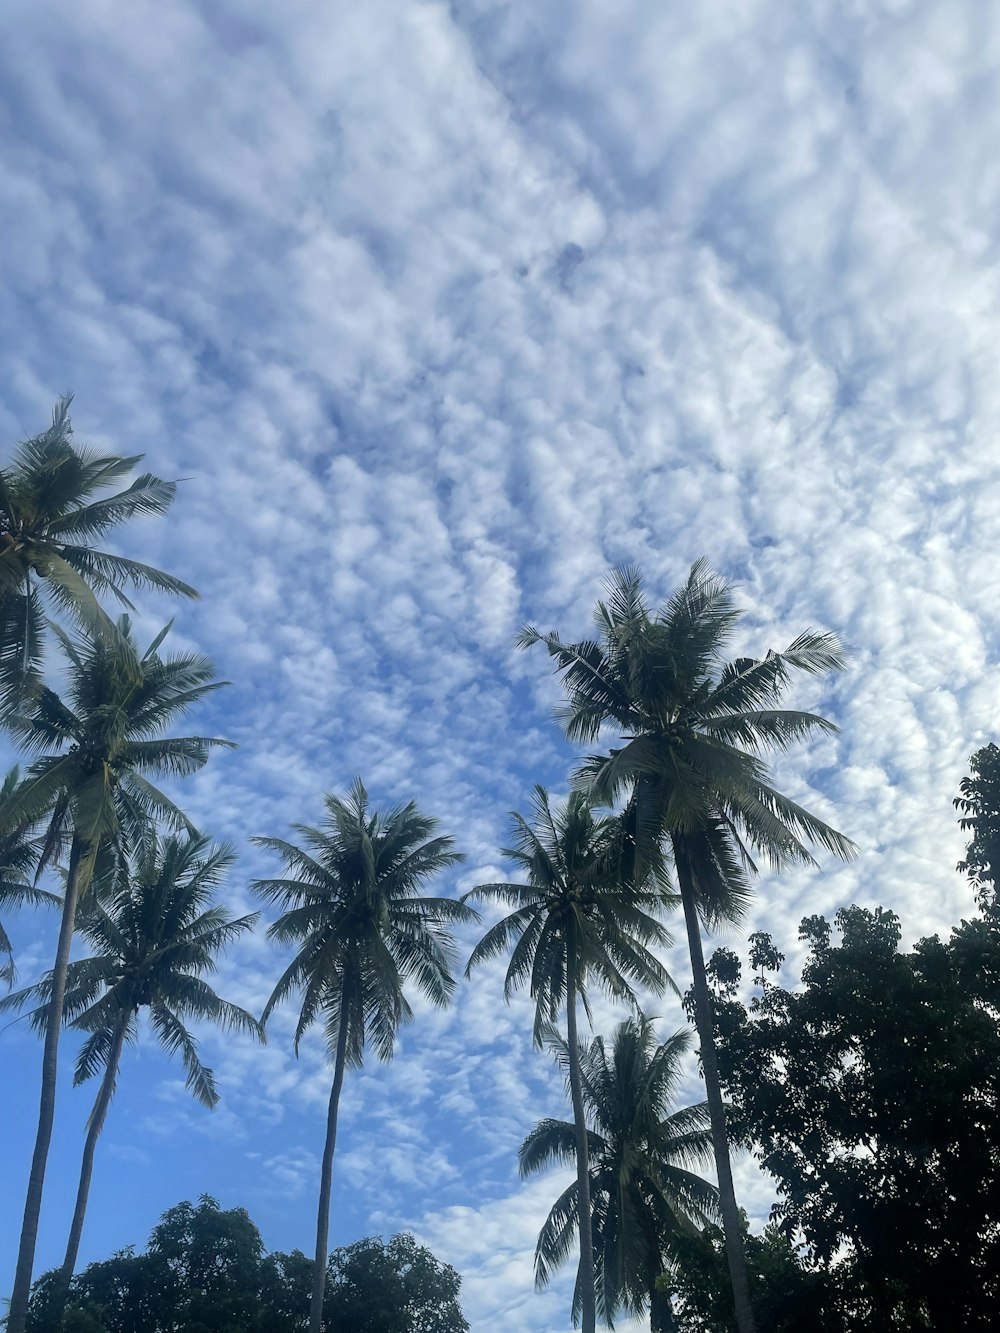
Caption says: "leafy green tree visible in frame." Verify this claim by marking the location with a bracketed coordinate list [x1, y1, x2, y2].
[704, 906, 1000, 1329]
[254, 780, 472, 1333]
[27, 1197, 274, 1333]
[520, 562, 855, 1333]
[0, 396, 195, 712]
[325, 1234, 469, 1333]
[520, 1016, 718, 1330]
[5, 619, 232, 1333]
[661, 1222, 856, 1332]
[2, 831, 261, 1294]
[955, 741, 1000, 912]
[463, 787, 673, 1333]
[0, 765, 58, 985]
[26, 1202, 470, 1333]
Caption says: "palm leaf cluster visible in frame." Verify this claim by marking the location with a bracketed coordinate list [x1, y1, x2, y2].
[521, 561, 854, 923]
[0, 394, 194, 712]
[465, 786, 674, 1045]
[5, 832, 260, 1104]
[256, 779, 470, 1065]
[521, 1019, 718, 1329]
[4, 616, 232, 863]
[0, 765, 57, 984]
[463, 785, 677, 1333]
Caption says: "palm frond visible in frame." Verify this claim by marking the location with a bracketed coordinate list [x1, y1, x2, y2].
[148, 1002, 218, 1108]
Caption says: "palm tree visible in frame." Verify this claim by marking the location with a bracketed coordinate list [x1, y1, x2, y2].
[462, 787, 675, 1333]
[254, 779, 473, 1333]
[1, 830, 261, 1295]
[4, 616, 232, 1333]
[521, 1016, 719, 1330]
[0, 395, 196, 712]
[0, 766, 59, 985]
[519, 562, 857, 1333]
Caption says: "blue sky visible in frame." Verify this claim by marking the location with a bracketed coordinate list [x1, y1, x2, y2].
[2, 0, 999, 1328]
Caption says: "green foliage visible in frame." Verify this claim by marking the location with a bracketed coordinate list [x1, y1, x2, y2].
[255, 778, 471, 1065]
[6, 618, 234, 1333]
[463, 786, 675, 1333]
[0, 764, 58, 984]
[324, 1234, 469, 1333]
[956, 741, 1000, 912]
[1, 615, 232, 868]
[1, 831, 261, 1103]
[254, 780, 472, 1330]
[704, 905, 1000, 1329]
[25, 1199, 470, 1333]
[0, 397, 195, 712]
[661, 1223, 856, 1332]
[463, 786, 674, 1044]
[519, 561, 856, 919]
[520, 1016, 718, 1327]
[520, 562, 855, 1333]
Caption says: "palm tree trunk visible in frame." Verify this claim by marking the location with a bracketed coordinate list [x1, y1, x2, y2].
[649, 1264, 677, 1332]
[57, 1010, 130, 1292]
[566, 970, 598, 1333]
[647, 1249, 678, 1332]
[674, 851, 756, 1333]
[309, 1004, 350, 1333]
[7, 836, 89, 1333]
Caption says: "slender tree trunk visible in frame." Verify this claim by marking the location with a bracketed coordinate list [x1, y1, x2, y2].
[566, 971, 598, 1333]
[8, 837, 89, 1333]
[309, 1004, 350, 1333]
[674, 849, 756, 1333]
[57, 1010, 129, 1293]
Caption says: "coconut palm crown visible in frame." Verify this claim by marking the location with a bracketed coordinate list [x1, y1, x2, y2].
[254, 778, 473, 1333]
[462, 787, 675, 1046]
[519, 561, 857, 1333]
[521, 1017, 718, 1330]
[1, 830, 261, 1291]
[519, 562, 855, 904]
[0, 396, 196, 711]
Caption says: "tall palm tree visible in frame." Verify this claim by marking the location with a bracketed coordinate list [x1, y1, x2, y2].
[254, 779, 473, 1333]
[0, 395, 196, 711]
[0, 766, 58, 985]
[1, 830, 261, 1295]
[3, 616, 232, 1333]
[519, 562, 856, 1333]
[521, 1017, 719, 1331]
[462, 787, 675, 1333]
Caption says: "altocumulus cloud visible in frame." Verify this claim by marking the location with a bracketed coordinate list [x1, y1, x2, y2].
[3, 0, 1000, 1327]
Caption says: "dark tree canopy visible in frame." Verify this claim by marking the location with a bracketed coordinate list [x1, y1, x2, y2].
[700, 905, 1000, 1330]
[25, 1198, 470, 1333]
[661, 1222, 856, 1333]
[956, 741, 1000, 912]
[324, 1234, 469, 1333]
